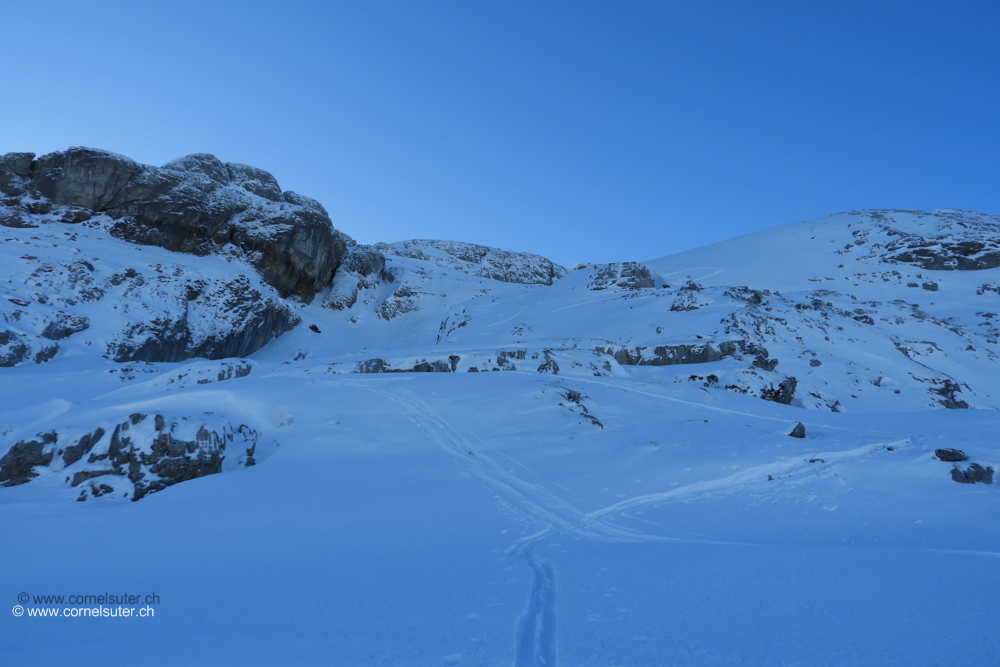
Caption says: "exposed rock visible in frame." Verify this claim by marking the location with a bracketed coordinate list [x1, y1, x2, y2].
[3, 237, 299, 366]
[496, 350, 527, 367]
[751, 355, 779, 372]
[935, 448, 967, 462]
[338, 244, 386, 277]
[888, 239, 1000, 271]
[377, 239, 565, 285]
[596, 341, 738, 366]
[760, 375, 797, 404]
[0, 432, 56, 486]
[586, 262, 655, 291]
[106, 275, 299, 363]
[0, 329, 30, 367]
[951, 463, 994, 484]
[355, 358, 389, 373]
[33, 344, 59, 364]
[929, 379, 970, 409]
[537, 359, 560, 374]
[377, 284, 425, 320]
[692, 369, 797, 405]
[789, 422, 806, 438]
[1, 414, 265, 500]
[62, 428, 106, 466]
[322, 244, 388, 311]
[41, 313, 90, 340]
[3, 147, 353, 301]
[353, 357, 452, 373]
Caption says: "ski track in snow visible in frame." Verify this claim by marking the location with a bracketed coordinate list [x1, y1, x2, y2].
[567, 375, 805, 425]
[363, 382, 647, 544]
[587, 438, 910, 520]
[514, 544, 557, 667]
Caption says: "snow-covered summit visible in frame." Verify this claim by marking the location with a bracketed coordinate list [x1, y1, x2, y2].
[646, 208, 1000, 292]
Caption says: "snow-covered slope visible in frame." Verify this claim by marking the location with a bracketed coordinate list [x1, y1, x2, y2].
[2, 155, 998, 667]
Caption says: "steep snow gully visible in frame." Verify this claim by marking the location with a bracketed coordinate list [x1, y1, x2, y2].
[3, 151, 1000, 665]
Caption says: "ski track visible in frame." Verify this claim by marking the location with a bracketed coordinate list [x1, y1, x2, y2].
[514, 544, 557, 667]
[588, 438, 910, 520]
[567, 374, 852, 428]
[364, 383, 646, 544]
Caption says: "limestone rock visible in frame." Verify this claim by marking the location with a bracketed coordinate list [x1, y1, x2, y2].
[377, 239, 566, 285]
[596, 341, 738, 366]
[586, 262, 655, 291]
[0, 413, 266, 500]
[105, 275, 299, 363]
[0, 432, 56, 486]
[2, 147, 353, 301]
[951, 463, 994, 484]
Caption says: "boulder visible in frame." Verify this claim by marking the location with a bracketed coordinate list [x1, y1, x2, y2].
[789, 423, 806, 438]
[935, 448, 967, 462]
[951, 464, 994, 484]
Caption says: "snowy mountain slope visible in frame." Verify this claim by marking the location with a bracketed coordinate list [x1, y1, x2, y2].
[377, 238, 567, 285]
[2, 154, 998, 666]
[0, 217, 299, 367]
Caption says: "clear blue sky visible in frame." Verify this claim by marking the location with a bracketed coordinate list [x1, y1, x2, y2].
[2, 1, 997, 266]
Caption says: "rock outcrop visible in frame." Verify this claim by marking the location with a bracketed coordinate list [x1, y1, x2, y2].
[582, 262, 655, 291]
[596, 341, 738, 366]
[323, 244, 390, 311]
[105, 275, 299, 363]
[1, 245, 299, 365]
[376, 239, 566, 286]
[1, 148, 353, 300]
[951, 463, 994, 484]
[0, 413, 266, 500]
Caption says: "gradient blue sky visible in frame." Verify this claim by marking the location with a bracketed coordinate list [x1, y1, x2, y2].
[2, 1, 997, 266]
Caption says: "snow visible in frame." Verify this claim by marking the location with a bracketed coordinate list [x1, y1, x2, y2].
[2, 208, 999, 665]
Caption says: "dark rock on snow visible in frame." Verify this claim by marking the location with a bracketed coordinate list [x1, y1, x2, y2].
[789, 422, 806, 438]
[935, 448, 967, 462]
[0, 414, 262, 500]
[0, 432, 57, 486]
[951, 464, 994, 484]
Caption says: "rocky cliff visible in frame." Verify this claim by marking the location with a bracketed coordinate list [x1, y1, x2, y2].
[1, 147, 353, 300]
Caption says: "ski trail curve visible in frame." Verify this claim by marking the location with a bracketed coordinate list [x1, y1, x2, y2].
[588, 438, 910, 520]
[566, 374, 854, 429]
